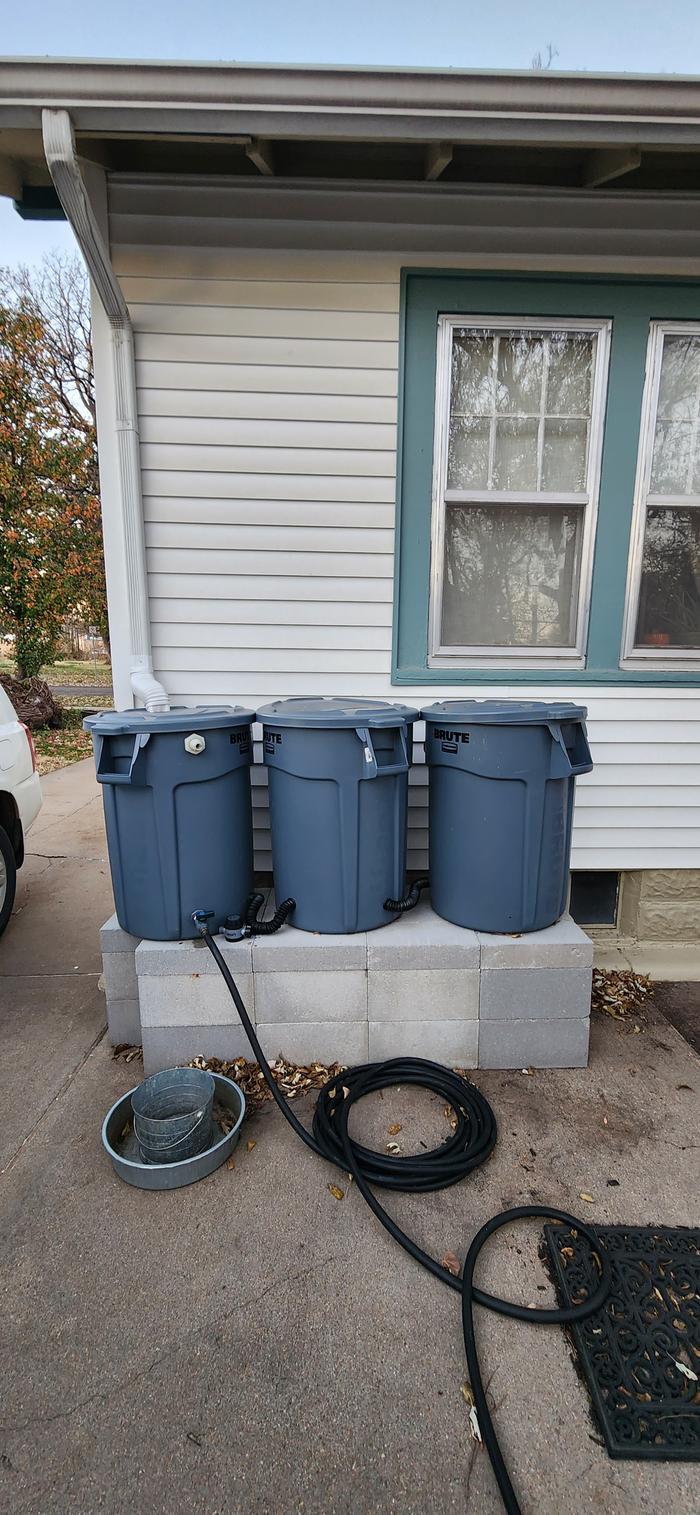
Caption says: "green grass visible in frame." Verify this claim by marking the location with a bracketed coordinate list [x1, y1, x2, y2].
[0, 657, 112, 687]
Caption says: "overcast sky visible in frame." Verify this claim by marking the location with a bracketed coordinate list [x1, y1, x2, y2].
[2, 0, 700, 267]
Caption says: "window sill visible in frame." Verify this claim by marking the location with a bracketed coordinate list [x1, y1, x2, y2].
[620, 652, 700, 672]
[428, 651, 586, 672]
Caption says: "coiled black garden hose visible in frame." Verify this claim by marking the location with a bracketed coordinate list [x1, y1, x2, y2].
[193, 913, 610, 1515]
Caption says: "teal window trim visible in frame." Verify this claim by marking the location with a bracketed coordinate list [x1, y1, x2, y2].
[392, 270, 700, 687]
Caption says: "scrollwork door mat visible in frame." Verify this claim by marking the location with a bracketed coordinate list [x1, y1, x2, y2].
[545, 1224, 699, 1461]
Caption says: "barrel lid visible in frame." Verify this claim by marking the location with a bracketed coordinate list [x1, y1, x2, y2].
[257, 696, 418, 729]
[84, 704, 255, 735]
[421, 699, 588, 726]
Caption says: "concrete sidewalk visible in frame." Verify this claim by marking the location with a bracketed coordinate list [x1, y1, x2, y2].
[0, 759, 112, 1172]
[0, 762, 699, 1515]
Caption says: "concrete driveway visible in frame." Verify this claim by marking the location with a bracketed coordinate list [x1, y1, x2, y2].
[0, 761, 698, 1515]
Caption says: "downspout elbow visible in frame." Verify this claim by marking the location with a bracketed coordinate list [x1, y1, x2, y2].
[130, 661, 170, 715]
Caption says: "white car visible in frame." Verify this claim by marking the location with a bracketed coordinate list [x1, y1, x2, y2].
[0, 684, 42, 936]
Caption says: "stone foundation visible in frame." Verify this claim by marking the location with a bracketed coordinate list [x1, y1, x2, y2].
[618, 869, 700, 942]
[100, 902, 593, 1074]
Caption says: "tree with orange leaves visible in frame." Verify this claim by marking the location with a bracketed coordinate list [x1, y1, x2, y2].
[0, 254, 108, 677]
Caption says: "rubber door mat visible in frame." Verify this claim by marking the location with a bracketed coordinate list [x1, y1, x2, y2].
[545, 1224, 700, 1461]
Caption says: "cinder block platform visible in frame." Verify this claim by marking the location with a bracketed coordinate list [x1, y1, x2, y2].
[100, 902, 593, 1074]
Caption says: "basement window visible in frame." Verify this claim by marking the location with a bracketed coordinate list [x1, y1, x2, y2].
[569, 871, 620, 927]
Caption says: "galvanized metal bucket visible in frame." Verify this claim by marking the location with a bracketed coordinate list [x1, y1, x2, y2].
[131, 1067, 215, 1163]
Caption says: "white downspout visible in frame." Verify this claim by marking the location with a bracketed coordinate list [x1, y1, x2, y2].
[41, 108, 169, 714]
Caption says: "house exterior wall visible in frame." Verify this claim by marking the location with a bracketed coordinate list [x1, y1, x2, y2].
[100, 175, 700, 875]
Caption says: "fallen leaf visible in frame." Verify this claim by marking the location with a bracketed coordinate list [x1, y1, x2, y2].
[579, 1192, 595, 1203]
[328, 1183, 345, 1201]
[675, 1361, 699, 1382]
[246, 1139, 256, 1153]
[387, 1123, 402, 1136]
[226, 1157, 236, 1170]
[460, 1382, 482, 1442]
[441, 1251, 461, 1277]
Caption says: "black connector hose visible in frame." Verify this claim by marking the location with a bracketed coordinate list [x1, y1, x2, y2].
[194, 917, 610, 1515]
[383, 876, 429, 914]
[247, 896, 296, 935]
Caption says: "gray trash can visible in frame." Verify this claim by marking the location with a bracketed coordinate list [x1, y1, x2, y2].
[85, 706, 255, 941]
[258, 697, 418, 933]
[421, 700, 593, 934]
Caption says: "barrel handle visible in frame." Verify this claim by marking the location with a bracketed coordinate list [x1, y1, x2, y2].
[354, 725, 409, 779]
[95, 731, 151, 785]
[547, 721, 593, 778]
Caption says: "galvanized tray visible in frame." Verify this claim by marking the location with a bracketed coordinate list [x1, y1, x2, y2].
[102, 1072, 246, 1190]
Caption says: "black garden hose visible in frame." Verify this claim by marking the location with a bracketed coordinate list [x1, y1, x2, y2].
[193, 913, 610, 1515]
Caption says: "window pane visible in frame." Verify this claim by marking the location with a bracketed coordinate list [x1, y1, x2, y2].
[542, 419, 589, 492]
[496, 334, 543, 414]
[450, 332, 494, 416]
[635, 507, 700, 648]
[447, 417, 490, 489]
[546, 333, 593, 416]
[651, 335, 700, 494]
[441, 504, 582, 647]
[492, 418, 538, 490]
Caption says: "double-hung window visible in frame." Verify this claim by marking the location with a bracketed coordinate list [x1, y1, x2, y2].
[622, 322, 700, 667]
[429, 315, 611, 668]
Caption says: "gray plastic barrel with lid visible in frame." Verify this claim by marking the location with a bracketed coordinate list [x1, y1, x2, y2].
[421, 699, 593, 934]
[258, 697, 418, 933]
[84, 705, 255, 940]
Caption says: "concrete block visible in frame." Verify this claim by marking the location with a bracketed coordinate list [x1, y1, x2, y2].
[369, 1019, 478, 1066]
[254, 970, 367, 1023]
[256, 1020, 368, 1066]
[102, 952, 138, 1002]
[478, 1017, 590, 1069]
[368, 968, 478, 1021]
[142, 1023, 252, 1075]
[477, 914, 592, 968]
[138, 972, 254, 1028]
[479, 966, 592, 1021]
[135, 937, 253, 976]
[105, 997, 141, 1047]
[367, 897, 479, 969]
[100, 914, 140, 954]
[252, 926, 366, 972]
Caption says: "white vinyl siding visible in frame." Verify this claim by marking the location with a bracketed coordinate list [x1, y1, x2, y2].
[105, 178, 700, 873]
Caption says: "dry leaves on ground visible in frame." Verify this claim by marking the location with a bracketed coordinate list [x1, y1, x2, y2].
[591, 969, 652, 1022]
[441, 1250, 461, 1277]
[188, 1053, 345, 1113]
[111, 1044, 143, 1064]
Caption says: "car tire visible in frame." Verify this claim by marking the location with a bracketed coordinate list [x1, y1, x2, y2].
[0, 825, 18, 937]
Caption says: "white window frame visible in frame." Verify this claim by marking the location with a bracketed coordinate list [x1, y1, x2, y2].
[621, 320, 700, 670]
[428, 313, 612, 669]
